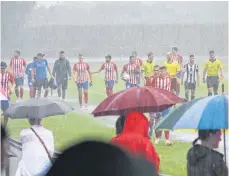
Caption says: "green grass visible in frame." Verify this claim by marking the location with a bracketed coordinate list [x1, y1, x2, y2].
[5, 60, 228, 176]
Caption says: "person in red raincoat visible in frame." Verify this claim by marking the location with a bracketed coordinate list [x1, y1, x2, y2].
[111, 111, 160, 173]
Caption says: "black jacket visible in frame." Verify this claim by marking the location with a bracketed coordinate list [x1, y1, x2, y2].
[52, 58, 71, 83]
[187, 144, 228, 176]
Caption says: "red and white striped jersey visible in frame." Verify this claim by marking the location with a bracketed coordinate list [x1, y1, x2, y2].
[100, 62, 117, 81]
[171, 54, 183, 65]
[135, 58, 143, 66]
[0, 71, 14, 96]
[122, 63, 140, 84]
[153, 75, 172, 92]
[10, 57, 26, 78]
[73, 62, 90, 83]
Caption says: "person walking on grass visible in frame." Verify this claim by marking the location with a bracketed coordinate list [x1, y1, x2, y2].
[187, 130, 228, 176]
[9, 50, 26, 102]
[141, 52, 156, 81]
[132, 51, 143, 86]
[92, 55, 118, 97]
[121, 56, 145, 89]
[181, 54, 200, 101]
[1, 62, 14, 127]
[163, 52, 180, 95]
[25, 57, 37, 98]
[52, 51, 72, 100]
[15, 118, 54, 176]
[203, 50, 224, 96]
[32, 53, 52, 98]
[73, 54, 92, 110]
[147, 66, 173, 146]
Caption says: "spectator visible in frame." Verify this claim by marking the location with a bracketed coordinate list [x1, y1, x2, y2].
[115, 116, 126, 135]
[15, 118, 54, 176]
[46, 140, 157, 176]
[1, 125, 8, 173]
[111, 112, 160, 173]
[187, 130, 228, 176]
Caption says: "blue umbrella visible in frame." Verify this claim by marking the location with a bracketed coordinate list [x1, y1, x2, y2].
[155, 95, 228, 130]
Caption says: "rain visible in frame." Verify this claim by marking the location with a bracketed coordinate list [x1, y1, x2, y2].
[1, 1, 228, 176]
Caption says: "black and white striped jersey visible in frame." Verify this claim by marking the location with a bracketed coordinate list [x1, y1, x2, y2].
[183, 63, 199, 83]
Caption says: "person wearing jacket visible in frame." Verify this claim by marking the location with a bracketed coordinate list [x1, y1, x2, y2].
[52, 51, 72, 100]
[111, 111, 160, 173]
[187, 130, 228, 176]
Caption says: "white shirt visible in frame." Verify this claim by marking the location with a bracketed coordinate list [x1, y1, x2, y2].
[15, 125, 54, 176]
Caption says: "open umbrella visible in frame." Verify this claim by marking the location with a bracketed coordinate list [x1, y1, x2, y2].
[92, 86, 185, 117]
[3, 98, 74, 119]
[154, 94, 228, 163]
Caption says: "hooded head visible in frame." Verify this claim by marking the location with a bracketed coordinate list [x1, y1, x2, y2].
[122, 112, 149, 138]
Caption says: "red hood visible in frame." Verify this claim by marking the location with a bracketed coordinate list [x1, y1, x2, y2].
[122, 112, 149, 138]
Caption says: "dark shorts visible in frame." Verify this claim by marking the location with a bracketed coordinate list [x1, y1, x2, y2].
[105, 80, 114, 88]
[77, 81, 88, 90]
[207, 76, 219, 89]
[34, 78, 49, 90]
[171, 78, 177, 90]
[185, 81, 196, 91]
[57, 78, 68, 90]
[15, 77, 24, 87]
[1, 100, 10, 112]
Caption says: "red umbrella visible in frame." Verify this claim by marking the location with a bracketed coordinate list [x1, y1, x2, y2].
[92, 86, 185, 117]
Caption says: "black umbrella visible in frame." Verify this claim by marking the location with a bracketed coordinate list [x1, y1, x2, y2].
[3, 98, 74, 119]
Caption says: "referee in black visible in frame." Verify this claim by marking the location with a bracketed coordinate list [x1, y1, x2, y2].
[181, 54, 200, 101]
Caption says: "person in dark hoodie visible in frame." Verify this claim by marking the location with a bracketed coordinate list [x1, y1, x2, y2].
[111, 112, 160, 174]
[52, 51, 72, 100]
[115, 116, 126, 135]
[187, 130, 228, 176]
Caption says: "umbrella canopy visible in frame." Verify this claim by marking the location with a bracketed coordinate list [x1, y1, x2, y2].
[0, 90, 8, 101]
[3, 98, 74, 119]
[155, 95, 228, 130]
[92, 86, 185, 117]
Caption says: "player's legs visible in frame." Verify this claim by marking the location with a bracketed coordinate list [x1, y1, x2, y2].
[171, 78, 177, 95]
[105, 81, 109, 97]
[213, 76, 219, 95]
[126, 82, 131, 89]
[28, 80, 34, 98]
[43, 79, 49, 98]
[19, 77, 24, 99]
[190, 82, 196, 100]
[176, 72, 181, 96]
[57, 85, 62, 98]
[206, 76, 213, 96]
[161, 107, 173, 145]
[14, 78, 20, 99]
[184, 81, 189, 101]
[34, 80, 42, 98]
[148, 113, 156, 138]
[107, 80, 114, 96]
[83, 81, 89, 109]
[62, 78, 68, 100]
[77, 84, 83, 108]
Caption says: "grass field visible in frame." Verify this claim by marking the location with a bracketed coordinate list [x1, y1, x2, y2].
[5, 59, 228, 176]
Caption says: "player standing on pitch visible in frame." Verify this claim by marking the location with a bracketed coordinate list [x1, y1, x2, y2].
[52, 51, 72, 100]
[121, 55, 145, 89]
[9, 50, 26, 102]
[181, 54, 200, 101]
[73, 54, 92, 110]
[92, 55, 118, 97]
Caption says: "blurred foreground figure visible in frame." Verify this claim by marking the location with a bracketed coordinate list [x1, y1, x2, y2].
[111, 112, 160, 173]
[187, 130, 228, 176]
[1, 125, 9, 173]
[15, 119, 54, 176]
[46, 140, 156, 176]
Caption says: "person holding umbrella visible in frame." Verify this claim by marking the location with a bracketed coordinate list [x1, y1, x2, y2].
[187, 130, 228, 176]
[0, 62, 14, 127]
[15, 118, 54, 176]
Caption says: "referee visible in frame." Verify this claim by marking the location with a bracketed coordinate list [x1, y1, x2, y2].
[141, 52, 156, 81]
[181, 54, 200, 101]
[203, 50, 224, 96]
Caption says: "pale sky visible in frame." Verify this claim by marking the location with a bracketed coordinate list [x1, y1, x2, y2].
[36, 1, 59, 8]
